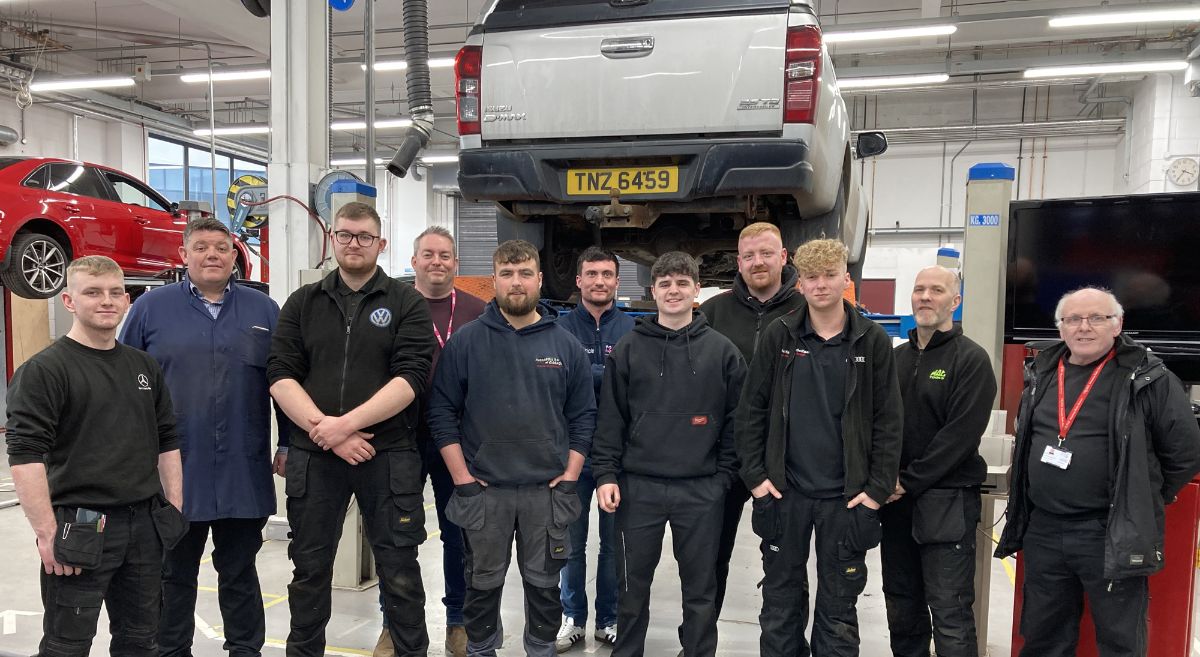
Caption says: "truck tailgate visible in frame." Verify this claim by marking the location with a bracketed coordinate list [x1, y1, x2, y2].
[479, 12, 787, 141]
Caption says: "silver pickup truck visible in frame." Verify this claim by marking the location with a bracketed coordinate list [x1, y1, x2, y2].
[456, 0, 886, 298]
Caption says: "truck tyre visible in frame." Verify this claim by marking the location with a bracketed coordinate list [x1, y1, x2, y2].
[780, 181, 865, 286]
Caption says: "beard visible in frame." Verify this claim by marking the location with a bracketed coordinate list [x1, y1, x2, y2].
[498, 288, 540, 316]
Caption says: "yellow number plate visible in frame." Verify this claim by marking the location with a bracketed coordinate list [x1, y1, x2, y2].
[566, 166, 679, 196]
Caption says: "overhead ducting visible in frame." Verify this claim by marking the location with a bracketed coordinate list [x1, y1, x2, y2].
[386, 0, 434, 179]
[240, 0, 269, 18]
[0, 124, 18, 146]
[854, 119, 1125, 144]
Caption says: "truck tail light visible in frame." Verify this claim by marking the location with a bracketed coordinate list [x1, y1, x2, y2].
[455, 46, 482, 136]
[784, 25, 821, 124]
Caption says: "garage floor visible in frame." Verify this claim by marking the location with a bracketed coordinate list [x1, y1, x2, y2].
[0, 461, 1018, 656]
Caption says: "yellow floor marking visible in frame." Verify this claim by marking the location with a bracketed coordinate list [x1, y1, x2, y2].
[993, 531, 1016, 586]
[428, 530, 440, 539]
[262, 595, 290, 610]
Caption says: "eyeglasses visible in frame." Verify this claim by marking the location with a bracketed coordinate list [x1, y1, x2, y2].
[332, 230, 380, 247]
[1057, 314, 1118, 327]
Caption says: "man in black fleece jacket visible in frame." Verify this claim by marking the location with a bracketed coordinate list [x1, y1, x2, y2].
[698, 221, 804, 617]
[428, 240, 596, 657]
[736, 238, 902, 657]
[592, 252, 746, 657]
[881, 266, 996, 657]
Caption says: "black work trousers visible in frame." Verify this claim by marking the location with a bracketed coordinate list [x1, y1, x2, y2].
[447, 482, 582, 657]
[753, 492, 879, 657]
[714, 478, 751, 616]
[613, 474, 726, 657]
[159, 516, 268, 657]
[284, 448, 428, 657]
[1017, 511, 1148, 657]
[880, 490, 980, 657]
[38, 498, 163, 657]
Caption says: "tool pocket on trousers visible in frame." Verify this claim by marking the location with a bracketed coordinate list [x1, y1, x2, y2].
[285, 448, 310, 498]
[52, 584, 103, 639]
[150, 495, 190, 551]
[53, 509, 104, 570]
[751, 495, 780, 541]
[834, 554, 869, 598]
[547, 525, 570, 562]
[912, 488, 967, 545]
[844, 505, 882, 553]
[388, 450, 424, 496]
[446, 489, 486, 532]
[392, 494, 427, 547]
[550, 483, 582, 529]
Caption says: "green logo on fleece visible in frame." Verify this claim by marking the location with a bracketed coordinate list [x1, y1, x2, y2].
[929, 369, 947, 381]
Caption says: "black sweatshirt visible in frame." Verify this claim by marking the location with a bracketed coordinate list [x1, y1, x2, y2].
[267, 267, 434, 453]
[6, 337, 179, 507]
[893, 326, 997, 496]
[699, 265, 804, 364]
[592, 314, 746, 486]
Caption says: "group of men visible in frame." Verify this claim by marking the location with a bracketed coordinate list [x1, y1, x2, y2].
[7, 200, 1199, 657]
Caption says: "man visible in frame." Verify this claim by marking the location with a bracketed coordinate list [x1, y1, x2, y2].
[121, 218, 285, 657]
[698, 221, 804, 615]
[373, 226, 487, 657]
[7, 255, 186, 657]
[996, 286, 1200, 657]
[881, 266, 996, 657]
[736, 238, 902, 657]
[592, 252, 746, 657]
[554, 247, 632, 652]
[428, 240, 596, 657]
[267, 202, 435, 657]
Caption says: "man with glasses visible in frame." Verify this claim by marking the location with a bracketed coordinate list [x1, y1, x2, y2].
[996, 286, 1200, 657]
[268, 202, 436, 657]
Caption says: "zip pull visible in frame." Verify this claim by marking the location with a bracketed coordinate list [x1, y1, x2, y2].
[61, 523, 71, 540]
[1107, 580, 1113, 592]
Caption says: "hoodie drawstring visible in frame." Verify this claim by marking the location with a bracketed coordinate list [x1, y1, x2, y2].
[659, 333, 670, 376]
[685, 329, 697, 375]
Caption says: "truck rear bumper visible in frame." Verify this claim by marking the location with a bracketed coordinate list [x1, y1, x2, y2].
[458, 138, 813, 205]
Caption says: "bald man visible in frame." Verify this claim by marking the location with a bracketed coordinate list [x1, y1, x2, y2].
[881, 266, 997, 657]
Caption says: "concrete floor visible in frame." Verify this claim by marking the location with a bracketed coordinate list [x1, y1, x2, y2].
[0, 463, 1024, 657]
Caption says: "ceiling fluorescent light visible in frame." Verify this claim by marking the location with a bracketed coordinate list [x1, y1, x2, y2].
[824, 24, 957, 44]
[330, 118, 413, 130]
[838, 73, 949, 89]
[330, 157, 387, 167]
[418, 154, 459, 164]
[1049, 7, 1200, 28]
[193, 125, 271, 136]
[29, 75, 136, 92]
[180, 69, 271, 83]
[1024, 60, 1189, 78]
[362, 57, 456, 72]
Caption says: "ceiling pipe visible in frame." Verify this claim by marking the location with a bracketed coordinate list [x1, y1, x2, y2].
[854, 118, 1125, 144]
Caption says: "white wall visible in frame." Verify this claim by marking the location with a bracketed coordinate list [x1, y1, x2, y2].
[1117, 72, 1200, 194]
[0, 101, 147, 176]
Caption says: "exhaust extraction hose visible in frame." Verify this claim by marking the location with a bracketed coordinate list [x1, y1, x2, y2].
[386, 0, 435, 178]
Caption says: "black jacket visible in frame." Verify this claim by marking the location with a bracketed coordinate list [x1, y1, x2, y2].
[699, 265, 804, 364]
[267, 267, 434, 452]
[894, 326, 997, 496]
[996, 334, 1200, 579]
[592, 314, 746, 486]
[427, 301, 597, 486]
[735, 299, 903, 505]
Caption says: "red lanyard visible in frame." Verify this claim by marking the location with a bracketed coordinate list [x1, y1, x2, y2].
[1056, 349, 1116, 446]
[432, 289, 456, 349]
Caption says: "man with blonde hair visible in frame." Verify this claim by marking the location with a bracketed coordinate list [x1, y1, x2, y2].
[8, 255, 186, 657]
[736, 238, 902, 657]
[698, 221, 803, 616]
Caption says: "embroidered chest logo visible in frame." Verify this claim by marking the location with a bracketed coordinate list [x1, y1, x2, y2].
[929, 369, 947, 381]
[136, 373, 151, 391]
[604, 344, 614, 355]
[369, 308, 392, 328]
[535, 356, 564, 369]
[853, 356, 866, 363]
[691, 416, 708, 426]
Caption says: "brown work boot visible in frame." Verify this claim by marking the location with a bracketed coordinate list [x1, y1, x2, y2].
[373, 628, 395, 657]
[445, 625, 468, 657]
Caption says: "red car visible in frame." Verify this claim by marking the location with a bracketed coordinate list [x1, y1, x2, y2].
[0, 157, 253, 299]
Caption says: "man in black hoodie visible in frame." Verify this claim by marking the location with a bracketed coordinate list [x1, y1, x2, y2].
[698, 222, 803, 614]
[736, 238, 902, 657]
[428, 240, 597, 657]
[882, 266, 996, 657]
[996, 287, 1200, 657]
[592, 252, 746, 657]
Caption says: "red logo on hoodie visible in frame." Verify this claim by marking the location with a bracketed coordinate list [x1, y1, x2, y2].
[692, 416, 708, 426]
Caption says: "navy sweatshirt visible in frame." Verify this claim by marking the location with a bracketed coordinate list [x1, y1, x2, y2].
[558, 303, 635, 399]
[427, 301, 597, 485]
[592, 314, 746, 486]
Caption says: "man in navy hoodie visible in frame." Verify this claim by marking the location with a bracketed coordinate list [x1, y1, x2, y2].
[121, 218, 285, 657]
[428, 240, 597, 657]
[554, 247, 633, 651]
[592, 252, 746, 657]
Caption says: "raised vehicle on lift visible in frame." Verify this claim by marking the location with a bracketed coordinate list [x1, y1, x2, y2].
[0, 157, 253, 299]
[456, 0, 886, 298]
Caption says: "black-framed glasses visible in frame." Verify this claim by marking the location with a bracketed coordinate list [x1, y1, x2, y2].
[1057, 314, 1118, 327]
[332, 230, 380, 247]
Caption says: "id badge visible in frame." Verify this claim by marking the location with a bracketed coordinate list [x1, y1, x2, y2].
[1040, 444, 1073, 470]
